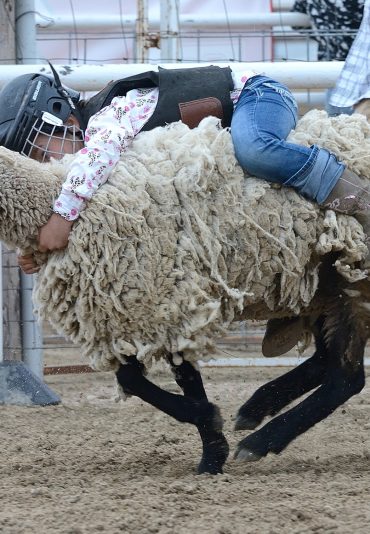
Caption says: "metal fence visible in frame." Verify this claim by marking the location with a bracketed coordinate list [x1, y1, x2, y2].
[35, 28, 358, 64]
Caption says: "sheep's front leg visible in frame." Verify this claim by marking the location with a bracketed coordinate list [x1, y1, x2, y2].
[168, 354, 229, 473]
[168, 354, 208, 400]
[116, 358, 229, 474]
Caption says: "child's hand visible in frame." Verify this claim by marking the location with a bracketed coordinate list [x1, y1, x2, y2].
[18, 253, 40, 274]
[38, 213, 74, 252]
[18, 214, 74, 274]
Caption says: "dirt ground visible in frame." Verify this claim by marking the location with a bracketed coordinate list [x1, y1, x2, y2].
[1, 364, 370, 534]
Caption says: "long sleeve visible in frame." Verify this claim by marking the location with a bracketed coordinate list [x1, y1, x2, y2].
[53, 88, 158, 220]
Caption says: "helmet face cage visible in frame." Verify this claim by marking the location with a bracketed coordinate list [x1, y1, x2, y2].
[22, 113, 84, 162]
[0, 73, 83, 159]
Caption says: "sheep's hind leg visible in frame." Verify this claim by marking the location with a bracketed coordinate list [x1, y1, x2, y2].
[168, 354, 229, 474]
[116, 357, 229, 474]
[235, 320, 328, 431]
[234, 310, 366, 462]
[235, 363, 365, 462]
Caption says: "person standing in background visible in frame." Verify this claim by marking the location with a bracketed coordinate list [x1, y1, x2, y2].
[329, 0, 370, 120]
[291, 0, 365, 115]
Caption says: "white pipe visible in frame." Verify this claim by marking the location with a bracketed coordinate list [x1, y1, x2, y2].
[271, 0, 294, 10]
[0, 62, 344, 91]
[20, 272, 43, 378]
[200, 357, 370, 367]
[35, 12, 310, 32]
[294, 91, 326, 106]
[16, 0, 38, 64]
[160, 0, 179, 62]
[200, 357, 309, 367]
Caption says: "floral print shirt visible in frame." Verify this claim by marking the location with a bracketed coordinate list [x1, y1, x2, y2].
[54, 68, 258, 220]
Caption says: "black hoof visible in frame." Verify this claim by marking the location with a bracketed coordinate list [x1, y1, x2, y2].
[234, 414, 260, 431]
[197, 459, 224, 475]
[197, 434, 230, 475]
[234, 432, 270, 463]
[234, 446, 263, 463]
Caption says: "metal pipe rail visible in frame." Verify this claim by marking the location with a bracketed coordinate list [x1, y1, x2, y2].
[35, 13, 310, 32]
[0, 61, 343, 91]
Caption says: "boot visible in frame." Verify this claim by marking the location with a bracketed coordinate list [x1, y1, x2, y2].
[262, 317, 305, 357]
[323, 167, 370, 215]
[354, 98, 370, 122]
[323, 168, 370, 265]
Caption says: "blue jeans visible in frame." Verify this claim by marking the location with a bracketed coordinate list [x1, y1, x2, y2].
[231, 75, 344, 204]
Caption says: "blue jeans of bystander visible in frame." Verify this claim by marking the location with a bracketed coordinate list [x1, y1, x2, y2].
[325, 88, 353, 117]
[231, 75, 344, 204]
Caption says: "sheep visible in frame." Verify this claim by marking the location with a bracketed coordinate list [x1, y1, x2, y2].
[0, 110, 370, 474]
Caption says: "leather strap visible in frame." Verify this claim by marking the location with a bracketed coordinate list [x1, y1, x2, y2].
[179, 97, 223, 129]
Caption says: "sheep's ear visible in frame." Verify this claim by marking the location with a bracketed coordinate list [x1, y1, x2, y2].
[0, 146, 64, 185]
[0, 146, 41, 173]
[0, 146, 47, 175]
[0, 146, 20, 165]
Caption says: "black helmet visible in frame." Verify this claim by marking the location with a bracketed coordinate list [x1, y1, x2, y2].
[0, 70, 83, 155]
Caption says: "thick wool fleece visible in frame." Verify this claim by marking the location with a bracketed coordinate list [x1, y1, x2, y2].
[0, 110, 368, 371]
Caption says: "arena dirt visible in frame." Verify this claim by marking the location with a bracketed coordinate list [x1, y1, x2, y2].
[1, 365, 370, 534]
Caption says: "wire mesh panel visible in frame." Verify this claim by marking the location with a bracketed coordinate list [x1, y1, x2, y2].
[1, 247, 22, 362]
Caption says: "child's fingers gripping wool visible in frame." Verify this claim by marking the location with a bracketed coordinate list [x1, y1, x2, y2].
[17, 253, 40, 274]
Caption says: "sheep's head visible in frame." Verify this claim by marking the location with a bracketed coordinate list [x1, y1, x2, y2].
[0, 146, 63, 250]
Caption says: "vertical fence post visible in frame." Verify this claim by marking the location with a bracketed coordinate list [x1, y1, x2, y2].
[0, 245, 60, 405]
[20, 272, 43, 378]
[136, 0, 149, 62]
[15, 0, 38, 63]
[160, 0, 179, 62]
[0, 0, 16, 65]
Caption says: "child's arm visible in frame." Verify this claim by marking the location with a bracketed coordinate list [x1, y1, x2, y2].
[39, 95, 139, 251]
